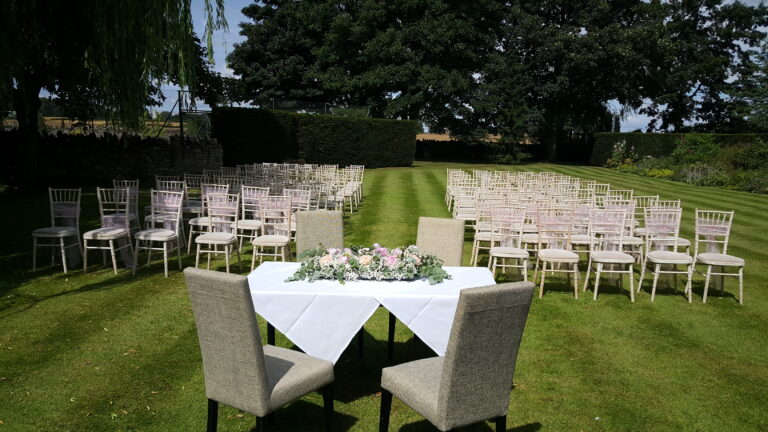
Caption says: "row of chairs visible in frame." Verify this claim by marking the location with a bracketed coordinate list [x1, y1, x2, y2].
[447, 170, 745, 304]
[30, 184, 350, 277]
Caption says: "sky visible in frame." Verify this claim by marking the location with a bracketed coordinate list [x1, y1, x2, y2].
[165, 0, 766, 131]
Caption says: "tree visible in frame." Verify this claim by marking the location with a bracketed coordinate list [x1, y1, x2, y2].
[0, 0, 226, 186]
[228, 0, 507, 132]
[640, 0, 768, 132]
[728, 39, 768, 132]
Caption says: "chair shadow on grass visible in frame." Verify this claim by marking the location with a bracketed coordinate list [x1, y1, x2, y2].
[265, 400, 358, 432]
[399, 419, 542, 432]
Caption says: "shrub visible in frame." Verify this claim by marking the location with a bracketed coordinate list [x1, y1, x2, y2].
[645, 169, 675, 179]
[670, 134, 720, 165]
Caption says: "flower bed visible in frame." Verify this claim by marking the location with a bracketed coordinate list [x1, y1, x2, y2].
[287, 244, 452, 284]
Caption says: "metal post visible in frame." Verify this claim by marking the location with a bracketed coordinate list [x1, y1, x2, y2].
[178, 90, 184, 138]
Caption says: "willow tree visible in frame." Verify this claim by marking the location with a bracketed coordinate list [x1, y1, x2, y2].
[0, 0, 225, 185]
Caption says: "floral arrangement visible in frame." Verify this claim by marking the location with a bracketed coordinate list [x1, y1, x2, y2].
[287, 244, 452, 285]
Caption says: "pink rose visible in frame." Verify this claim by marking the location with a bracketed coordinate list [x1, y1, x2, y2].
[358, 255, 373, 266]
[319, 254, 333, 266]
[384, 255, 399, 268]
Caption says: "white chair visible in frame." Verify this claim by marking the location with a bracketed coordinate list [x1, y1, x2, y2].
[133, 189, 184, 277]
[113, 179, 140, 233]
[32, 187, 82, 274]
[236, 185, 269, 251]
[488, 207, 529, 280]
[638, 208, 693, 302]
[187, 183, 229, 253]
[470, 204, 494, 266]
[83, 187, 134, 274]
[694, 209, 744, 304]
[251, 196, 292, 269]
[582, 209, 635, 302]
[194, 193, 242, 273]
[533, 208, 580, 299]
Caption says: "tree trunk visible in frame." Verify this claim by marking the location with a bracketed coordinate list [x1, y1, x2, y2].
[11, 74, 42, 188]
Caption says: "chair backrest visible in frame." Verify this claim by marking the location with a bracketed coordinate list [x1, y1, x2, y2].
[157, 180, 185, 193]
[284, 188, 311, 213]
[113, 179, 140, 215]
[416, 217, 465, 266]
[694, 209, 734, 255]
[644, 208, 682, 251]
[588, 209, 627, 251]
[259, 196, 292, 237]
[48, 187, 81, 227]
[155, 175, 180, 188]
[184, 268, 271, 415]
[490, 207, 526, 248]
[205, 193, 240, 233]
[438, 282, 534, 430]
[97, 187, 132, 230]
[295, 210, 344, 255]
[537, 208, 574, 250]
[241, 186, 270, 220]
[150, 189, 184, 233]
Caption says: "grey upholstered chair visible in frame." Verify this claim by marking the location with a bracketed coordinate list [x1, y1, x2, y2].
[415, 217, 465, 266]
[387, 217, 466, 360]
[379, 281, 535, 432]
[295, 210, 344, 256]
[184, 268, 335, 432]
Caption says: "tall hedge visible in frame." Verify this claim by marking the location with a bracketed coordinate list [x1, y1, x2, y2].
[211, 108, 298, 166]
[591, 133, 768, 165]
[296, 115, 417, 167]
[211, 107, 418, 168]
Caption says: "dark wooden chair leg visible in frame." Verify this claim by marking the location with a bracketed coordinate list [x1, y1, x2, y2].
[495, 415, 506, 432]
[387, 312, 396, 361]
[267, 323, 275, 345]
[254, 417, 264, 432]
[207, 399, 218, 432]
[357, 329, 364, 358]
[323, 384, 334, 432]
[379, 389, 393, 432]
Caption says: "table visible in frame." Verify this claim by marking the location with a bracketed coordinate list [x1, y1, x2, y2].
[247, 262, 496, 363]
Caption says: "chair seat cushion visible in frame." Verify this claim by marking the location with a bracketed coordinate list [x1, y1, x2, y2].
[590, 251, 635, 264]
[621, 236, 644, 246]
[32, 226, 78, 238]
[236, 219, 263, 230]
[381, 357, 443, 427]
[696, 253, 744, 267]
[653, 236, 690, 247]
[634, 227, 648, 236]
[490, 246, 529, 258]
[183, 205, 203, 214]
[263, 345, 334, 411]
[189, 217, 211, 226]
[570, 234, 593, 245]
[538, 249, 579, 262]
[83, 227, 128, 240]
[474, 232, 493, 242]
[523, 223, 538, 233]
[196, 232, 236, 245]
[521, 233, 539, 244]
[647, 250, 693, 264]
[253, 235, 290, 247]
[135, 228, 177, 241]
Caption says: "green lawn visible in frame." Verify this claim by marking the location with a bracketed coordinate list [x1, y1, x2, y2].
[1, 161, 767, 431]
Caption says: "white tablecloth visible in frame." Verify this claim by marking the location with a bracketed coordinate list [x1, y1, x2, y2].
[247, 262, 496, 363]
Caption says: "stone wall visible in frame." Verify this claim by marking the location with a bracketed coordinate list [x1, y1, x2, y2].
[1, 131, 222, 186]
